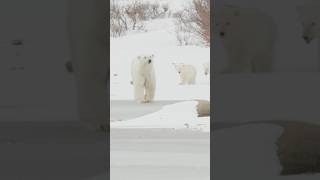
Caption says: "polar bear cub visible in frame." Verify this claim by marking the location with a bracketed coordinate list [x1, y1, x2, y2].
[296, 1, 320, 44]
[131, 55, 156, 103]
[173, 63, 197, 85]
[203, 62, 210, 76]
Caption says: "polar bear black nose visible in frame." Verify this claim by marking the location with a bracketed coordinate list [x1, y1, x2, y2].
[148, 59, 152, 64]
[219, 32, 225, 37]
[303, 36, 310, 43]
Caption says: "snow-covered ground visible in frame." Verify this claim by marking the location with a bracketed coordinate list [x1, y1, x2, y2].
[110, 0, 210, 130]
[110, 16, 210, 101]
[109, 128, 210, 180]
[110, 1, 210, 179]
[111, 100, 210, 132]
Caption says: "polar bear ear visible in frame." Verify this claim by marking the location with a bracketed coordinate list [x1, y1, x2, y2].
[151, 54, 154, 58]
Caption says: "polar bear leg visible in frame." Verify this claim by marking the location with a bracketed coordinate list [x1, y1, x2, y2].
[133, 82, 145, 103]
[191, 73, 196, 84]
[179, 75, 185, 85]
[145, 81, 155, 102]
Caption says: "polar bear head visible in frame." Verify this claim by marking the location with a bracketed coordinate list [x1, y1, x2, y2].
[137, 55, 154, 67]
[297, 3, 320, 44]
[214, 4, 240, 39]
[172, 63, 185, 74]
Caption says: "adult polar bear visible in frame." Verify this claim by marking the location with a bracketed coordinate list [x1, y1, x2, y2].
[215, 5, 277, 73]
[68, 0, 108, 131]
[131, 55, 156, 103]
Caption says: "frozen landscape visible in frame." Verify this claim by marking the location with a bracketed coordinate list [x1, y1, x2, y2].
[110, 0, 210, 133]
[110, 0, 210, 179]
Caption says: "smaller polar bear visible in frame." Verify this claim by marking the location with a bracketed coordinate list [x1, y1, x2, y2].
[203, 62, 210, 76]
[215, 4, 277, 73]
[173, 63, 197, 85]
[296, 1, 320, 53]
[131, 55, 156, 103]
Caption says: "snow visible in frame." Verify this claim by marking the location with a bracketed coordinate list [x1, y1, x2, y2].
[109, 1, 210, 179]
[110, 0, 210, 132]
[110, 15, 210, 101]
[111, 101, 210, 132]
[110, 9, 210, 128]
[109, 128, 210, 180]
[114, 0, 193, 12]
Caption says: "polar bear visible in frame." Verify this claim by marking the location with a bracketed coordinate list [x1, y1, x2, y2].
[203, 62, 210, 76]
[131, 55, 156, 103]
[173, 63, 197, 85]
[296, 1, 320, 64]
[215, 5, 277, 73]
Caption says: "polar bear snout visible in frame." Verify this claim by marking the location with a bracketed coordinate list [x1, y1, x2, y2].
[303, 36, 312, 44]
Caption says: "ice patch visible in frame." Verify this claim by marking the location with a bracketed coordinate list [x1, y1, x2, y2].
[111, 101, 210, 132]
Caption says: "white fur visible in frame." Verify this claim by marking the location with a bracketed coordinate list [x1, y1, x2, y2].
[216, 5, 277, 73]
[173, 63, 197, 85]
[131, 55, 156, 103]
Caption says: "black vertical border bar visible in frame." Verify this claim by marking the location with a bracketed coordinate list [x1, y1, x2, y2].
[210, 0, 214, 178]
[106, 0, 111, 179]
[67, 0, 110, 179]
